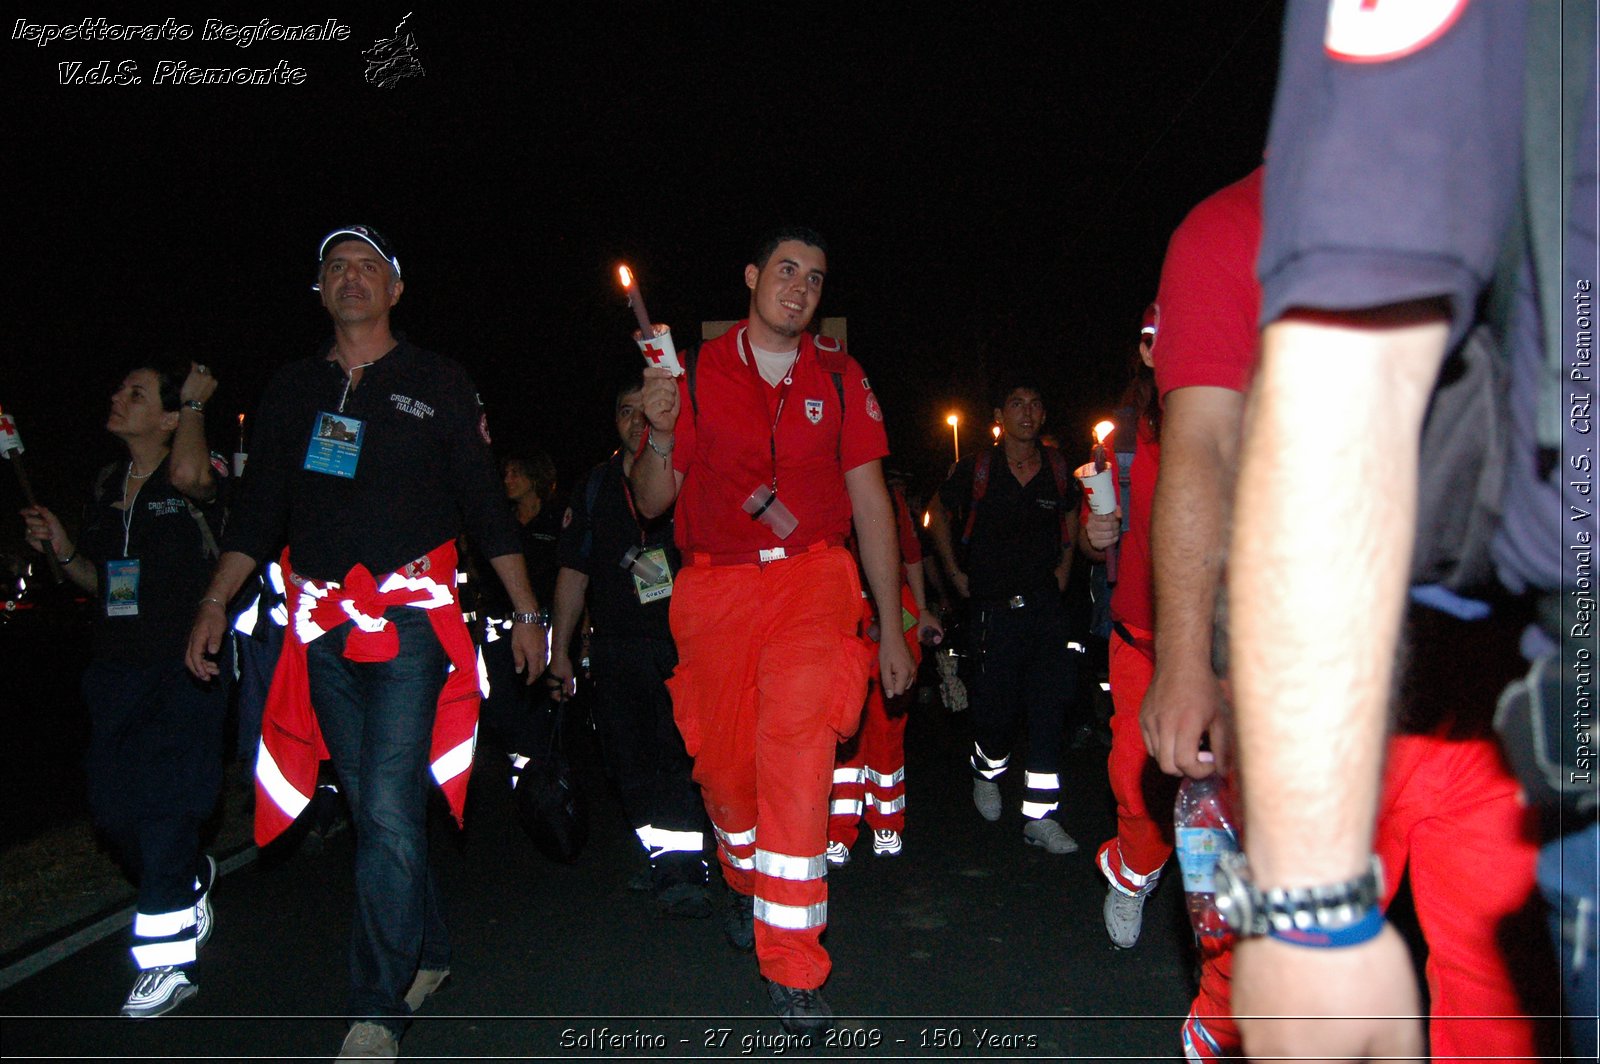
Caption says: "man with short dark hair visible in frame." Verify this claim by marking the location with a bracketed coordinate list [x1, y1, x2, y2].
[928, 378, 1118, 853]
[186, 225, 547, 1060]
[632, 227, 914, 1033]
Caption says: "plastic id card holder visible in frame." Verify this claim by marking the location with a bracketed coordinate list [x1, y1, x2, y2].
[105, 558, 140, 617]
[303, 412, 366, 479]
[632, 547, 674, 604]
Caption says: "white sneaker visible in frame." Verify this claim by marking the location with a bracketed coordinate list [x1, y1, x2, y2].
[1022, 817, 1078, 854]
[871, 829, 903, 856]
[338, 1021, 399, 1059]
[825, 840, 851, 866]
[1104, 885, 1147, 948]
[972, 779, 1002, 822]
[195, 855, 217, 950]
[404, 966, 450, 1011]
[120, 966, 197, 1019]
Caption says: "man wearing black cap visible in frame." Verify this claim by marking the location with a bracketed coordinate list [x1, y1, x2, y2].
[186, 225, 546, 1059]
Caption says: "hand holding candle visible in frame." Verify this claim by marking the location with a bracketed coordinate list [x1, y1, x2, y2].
[618, 264, 683, 376]
[1077, 420, 1119, 580]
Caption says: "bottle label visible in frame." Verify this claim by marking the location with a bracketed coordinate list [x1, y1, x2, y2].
[1175, 826, 1236, 893]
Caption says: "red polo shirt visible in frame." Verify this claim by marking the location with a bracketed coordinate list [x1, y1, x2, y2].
[672, 323, 889, 555]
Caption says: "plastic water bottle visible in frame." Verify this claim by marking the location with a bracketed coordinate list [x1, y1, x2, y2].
[1174, 774, 1240, 950]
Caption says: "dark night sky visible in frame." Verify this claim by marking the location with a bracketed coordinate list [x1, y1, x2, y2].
[5, 2, 1283, 537]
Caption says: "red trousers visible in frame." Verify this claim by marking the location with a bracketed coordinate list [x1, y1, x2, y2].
[1192, 729, 1549, 1061]
[666, 547, 875, 989]
[830, 588, 922, 847]
[1096, 625, 1176, 895]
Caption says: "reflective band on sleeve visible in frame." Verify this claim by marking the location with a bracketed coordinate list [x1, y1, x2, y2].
[1020, 800, 1060, 818]
[132, 938, 197, 969]
[754, 848, 827, 882]
[376, 571, 454, 610]
[475, 647, 490, 696]
[133, 907, 197, 938]
[340, 599, 389, 633]
[713, 823, 757, 848]
[869, 794, 906, 814]
[721, 849, 756, 870]
[830, 798, 864, 817]
[832, 767, 864, 785]
[1023, 771, 1061, 791]
[754, 897, 828, 931]
[864, 765, 905, 787]
[267, 561, 286, 593]
[636, 825, 706, 857]
[256, 738, 313, 820]
[431, 736, 475, 788]
[232, 592, 261, 634]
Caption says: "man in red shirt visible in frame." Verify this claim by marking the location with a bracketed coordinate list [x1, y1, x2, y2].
[1095, 304, 1174, 949]
[632, 228, 915, 1034]
[1151, 168, 1545, 1063]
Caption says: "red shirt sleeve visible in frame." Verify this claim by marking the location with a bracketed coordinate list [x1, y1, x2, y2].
[1152, 167, 1264, 399]
[839, 357, 890, 473]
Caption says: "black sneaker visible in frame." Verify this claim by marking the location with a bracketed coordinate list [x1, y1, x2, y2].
[656, 880, 713, 919]
[765, 979, 834, 1035]
[722, 891, 755, 952]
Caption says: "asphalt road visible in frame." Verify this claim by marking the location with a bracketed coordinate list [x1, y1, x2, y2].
[1, 698, 1204, 1062]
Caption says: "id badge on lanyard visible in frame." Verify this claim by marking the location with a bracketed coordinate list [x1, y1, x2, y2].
[105, 558, 140, 617]
[304, 411, 366, 478]
[628, 546, 674, 604]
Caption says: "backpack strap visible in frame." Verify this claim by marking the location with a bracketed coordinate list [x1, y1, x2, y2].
[961, 450, 993, 545]
[1042, 445, 1076, 547]
[1522, 0, 1594, 450]
[683, 343, 702, 418]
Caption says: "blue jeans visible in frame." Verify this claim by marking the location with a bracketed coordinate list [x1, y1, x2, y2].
[306, 606, 451, 1031]
[1539, 822, 1598, 1059]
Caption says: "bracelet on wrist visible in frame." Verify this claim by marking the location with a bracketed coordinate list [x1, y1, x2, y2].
[183, 399, 205, 413]
[511, 609, 550, 627]
[57, 550, 77, 565]
[1266, 905, 1386, 949]
[646, 428, 673, 458]
[199, 595, 225, 609]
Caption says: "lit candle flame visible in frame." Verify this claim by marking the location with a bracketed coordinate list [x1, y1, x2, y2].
[1093, 420, 1115, 445]
[618, 265, 634, 289]
[945, 414, 959, 427]
[991, 424, 1001, 441]
[922, 511, 930, 529]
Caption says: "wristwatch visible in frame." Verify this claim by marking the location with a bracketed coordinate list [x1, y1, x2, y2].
[1213, 851, 1384, 939]
[511, 609, 550, 627]
[184, 399, 205, 412]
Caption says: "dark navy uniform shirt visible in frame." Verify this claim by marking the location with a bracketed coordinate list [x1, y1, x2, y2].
[225, 339, 520, 583]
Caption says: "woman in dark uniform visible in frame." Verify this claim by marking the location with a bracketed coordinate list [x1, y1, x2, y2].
[22, 360, 227, 1019]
